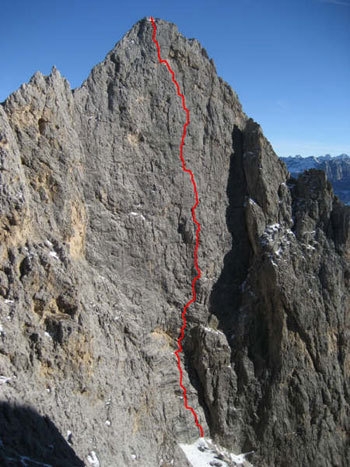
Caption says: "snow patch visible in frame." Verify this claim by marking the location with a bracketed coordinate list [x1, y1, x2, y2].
[87, 451, 100, 467]
[268, 254, 279, 267]
[179, 438, 251, 467]
[204, 326, 224, 336]
[129, 212, 146, 221]
[275, 247, 283, 257]
[305, 244, 316, 251]
[261, 223, 282, 245]
[45, 240, 60, 260]
[266, 223, 281, 232]
[0, 375, 11, 385]
[66, 431, 73, 444]
[49, 251, 59, 260]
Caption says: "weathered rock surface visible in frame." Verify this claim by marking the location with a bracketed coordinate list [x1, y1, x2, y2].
[0, 17, 349, 466]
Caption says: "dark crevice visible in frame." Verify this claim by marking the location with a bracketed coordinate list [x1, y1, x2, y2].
[38, 118, 47, 136]
[110, 53, 121, 75]
[183, 125, 254, 439]
[183, 350, 212, 429]
[208, 125, 252, 342]
[107, 82, 116, 112]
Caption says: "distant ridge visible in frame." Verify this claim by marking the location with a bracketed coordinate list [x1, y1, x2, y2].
[281, 154, 350, 205]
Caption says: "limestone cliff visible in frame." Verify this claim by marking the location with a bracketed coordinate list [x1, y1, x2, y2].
[0, 18, 349, 466]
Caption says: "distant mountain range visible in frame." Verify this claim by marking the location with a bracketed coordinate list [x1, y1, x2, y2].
[281, 154, 350, 205]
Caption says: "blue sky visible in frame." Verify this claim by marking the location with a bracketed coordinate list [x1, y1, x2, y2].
[2, 0, 349, 157]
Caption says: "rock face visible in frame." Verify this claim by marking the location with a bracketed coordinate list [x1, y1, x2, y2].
[281, 155, 350, 205]
[0, 17, 349, 466]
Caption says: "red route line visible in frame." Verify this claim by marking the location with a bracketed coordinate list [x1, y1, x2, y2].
[150, 17, 204, 438]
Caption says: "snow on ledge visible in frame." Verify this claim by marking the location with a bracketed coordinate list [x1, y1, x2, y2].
[179, 437, 252, 466]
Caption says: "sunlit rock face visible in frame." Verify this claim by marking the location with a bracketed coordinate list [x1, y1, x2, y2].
[0, 18, 349, 467]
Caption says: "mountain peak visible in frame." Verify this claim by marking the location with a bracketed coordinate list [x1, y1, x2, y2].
[0, 19, 349, 467]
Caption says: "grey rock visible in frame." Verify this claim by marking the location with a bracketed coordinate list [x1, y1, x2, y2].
[0, 17, 349, 467]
